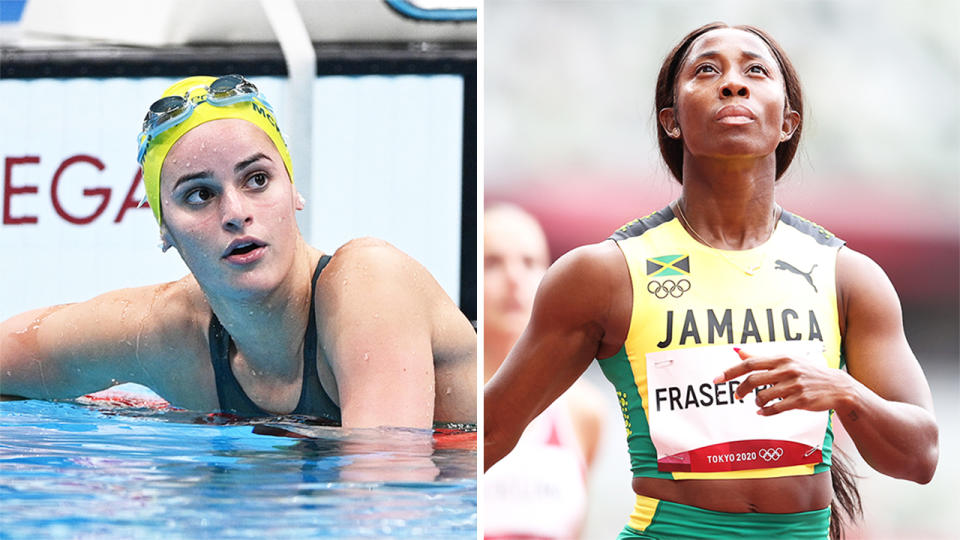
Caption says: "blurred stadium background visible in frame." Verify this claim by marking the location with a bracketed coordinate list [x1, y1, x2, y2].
[485, 1, 958, 538]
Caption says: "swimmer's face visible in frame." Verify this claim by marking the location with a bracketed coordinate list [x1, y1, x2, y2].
[159, 119, 303, 296]
[661, 28, 799, 163]
[483, 208, 550, 343]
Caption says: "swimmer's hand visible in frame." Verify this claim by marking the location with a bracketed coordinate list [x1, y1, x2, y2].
[713, 348, 856, 416]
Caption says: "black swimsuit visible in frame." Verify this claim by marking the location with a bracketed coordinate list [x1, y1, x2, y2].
[207, 255, 341, 421]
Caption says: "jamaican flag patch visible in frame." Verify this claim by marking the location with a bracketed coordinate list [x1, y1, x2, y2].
[646, 254, 690, 276]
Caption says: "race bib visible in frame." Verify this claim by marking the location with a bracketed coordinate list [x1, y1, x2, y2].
[645, 341, 829, 473]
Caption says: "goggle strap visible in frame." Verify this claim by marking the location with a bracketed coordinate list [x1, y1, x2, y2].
[137, 76, 271, 164]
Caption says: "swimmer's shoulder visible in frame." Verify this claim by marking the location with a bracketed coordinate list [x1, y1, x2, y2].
[75, 276, 211, 369]
[107, 274, 208, 333]
[104, 276, 216, 404]
[324, 237, 421, 268]
[314, 237, 473, 351]
[151, 274, 210, 333]
[316, 237, 446, 308]
[36, 275, 207, 341]
[0, 276, 213, 402]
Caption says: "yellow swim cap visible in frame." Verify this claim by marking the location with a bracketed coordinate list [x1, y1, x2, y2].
[138, 75, 294, 224]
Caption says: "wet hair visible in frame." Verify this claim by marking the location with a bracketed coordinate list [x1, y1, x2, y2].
[655, 22, 804, 182]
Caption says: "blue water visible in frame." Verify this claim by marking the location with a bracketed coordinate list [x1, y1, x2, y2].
[0, 398, 477, 539]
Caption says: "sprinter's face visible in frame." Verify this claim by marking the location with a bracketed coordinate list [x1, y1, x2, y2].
[660, 28, 798, 162]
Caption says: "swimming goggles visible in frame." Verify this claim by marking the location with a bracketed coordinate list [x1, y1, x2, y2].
[136, 74, 275, 164]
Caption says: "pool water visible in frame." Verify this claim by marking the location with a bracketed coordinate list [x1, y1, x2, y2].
[0, 395, 477, 539]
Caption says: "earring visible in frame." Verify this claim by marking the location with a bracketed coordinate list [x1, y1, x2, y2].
[670, 127, 681, 138]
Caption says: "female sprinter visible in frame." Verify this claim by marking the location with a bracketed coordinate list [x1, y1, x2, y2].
[1, 75, 476, 429]
[484, 23, 938, 539]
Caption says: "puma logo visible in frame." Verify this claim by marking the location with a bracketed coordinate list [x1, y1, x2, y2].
[774, 260, 818, 292]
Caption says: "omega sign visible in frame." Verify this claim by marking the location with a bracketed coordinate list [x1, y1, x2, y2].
[3, 155, 148, 226]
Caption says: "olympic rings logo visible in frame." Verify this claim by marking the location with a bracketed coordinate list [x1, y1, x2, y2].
[647, 278, 691, 299]
[759, 448, 784, 462]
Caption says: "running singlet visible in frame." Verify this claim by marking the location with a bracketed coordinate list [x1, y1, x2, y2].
[208, 255, 341, 421]
[484, 394, 588, 539]
[601, 206, 844, 480]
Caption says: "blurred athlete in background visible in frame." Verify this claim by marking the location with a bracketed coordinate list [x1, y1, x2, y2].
[484, 203, 605, 540]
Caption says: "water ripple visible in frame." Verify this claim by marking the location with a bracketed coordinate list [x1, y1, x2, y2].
[0, 400, 477, 538]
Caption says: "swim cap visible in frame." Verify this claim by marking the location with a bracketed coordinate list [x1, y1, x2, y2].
[138, 76, 294, 224]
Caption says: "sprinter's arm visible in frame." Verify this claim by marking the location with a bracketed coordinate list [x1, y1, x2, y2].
[484, 241, 629, 470]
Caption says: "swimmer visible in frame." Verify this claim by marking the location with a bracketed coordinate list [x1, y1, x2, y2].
[483, 204, 605, 539]
[484, 24, 938, 539]
[0, 75, 476, 428]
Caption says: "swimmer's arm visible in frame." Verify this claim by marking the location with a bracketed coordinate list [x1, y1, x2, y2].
[485, 242, 626, 471]
[833, 247, 938, 483]
[0, 286, 183, 401]
[320, 240, 439, 429]
[429, 283, 477, 423]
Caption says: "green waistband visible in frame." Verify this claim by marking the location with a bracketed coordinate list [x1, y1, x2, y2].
[621, 498, 830, 540]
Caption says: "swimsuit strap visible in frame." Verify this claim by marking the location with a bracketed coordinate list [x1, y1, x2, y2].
[292, 254, 341, 420]
[208, 313, 265, 417]
[209, 254, 341, 421]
